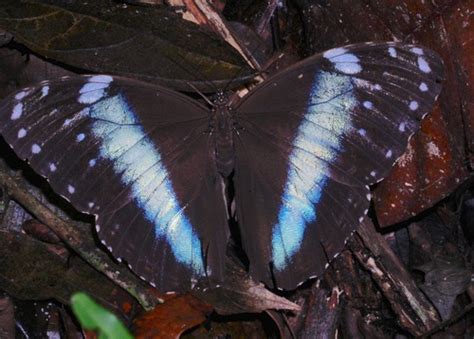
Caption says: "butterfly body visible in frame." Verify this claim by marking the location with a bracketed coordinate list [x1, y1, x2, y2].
[211, 98, 236, 177]
[0, 42, 444, 292]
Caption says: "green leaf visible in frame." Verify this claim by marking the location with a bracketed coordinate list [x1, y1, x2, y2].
[71, 292, 134, 339]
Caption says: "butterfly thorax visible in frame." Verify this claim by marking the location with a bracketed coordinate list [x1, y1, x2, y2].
[211, 93, 235, 177]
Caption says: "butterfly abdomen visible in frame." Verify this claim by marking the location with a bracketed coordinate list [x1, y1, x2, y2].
[213, 106, 235, 177]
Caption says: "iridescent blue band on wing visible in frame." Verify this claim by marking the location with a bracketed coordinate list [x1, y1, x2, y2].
[89, 92, 205, 275]
[271, 71, 356, 271]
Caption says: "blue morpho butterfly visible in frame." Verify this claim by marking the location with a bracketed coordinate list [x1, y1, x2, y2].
[0, 42, 443, 292]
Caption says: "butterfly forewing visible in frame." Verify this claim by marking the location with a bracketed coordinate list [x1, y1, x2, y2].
[0, 76, 229, 292]
[233, 42, 443, 289]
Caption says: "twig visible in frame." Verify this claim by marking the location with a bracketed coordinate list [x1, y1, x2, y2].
[350, 218, 441, 336]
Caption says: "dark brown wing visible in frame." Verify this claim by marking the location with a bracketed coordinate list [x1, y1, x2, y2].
[0, 75, 228, 292]
[233, 42, 443, 289]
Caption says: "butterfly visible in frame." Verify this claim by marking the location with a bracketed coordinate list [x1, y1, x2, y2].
[0, 42, 443, 292]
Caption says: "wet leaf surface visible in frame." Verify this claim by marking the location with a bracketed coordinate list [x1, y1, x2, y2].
[407, 211, 473, 324]
[134, 294, 212, 338]
[0, 0, 254, 91]
[374, 106, 469, 225]
[419, 261, 472, 321]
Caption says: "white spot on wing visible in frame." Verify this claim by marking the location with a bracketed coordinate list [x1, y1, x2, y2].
[323, 47, 348, 58]
[15, 90, 28, 100]
[358, 128, 367, 136]
[399, 122, 406, 132]
[363, 101, 373, 109]
[11, 103, 23, 120]
[409, 101, 419, 111]
[31, 144, 41, 154]
[419, 82, 428, 92]
[78, 75, 113, 104]
[17, 128, 27, 138]
[385, 149, 393, 158]
[76, 133, 85, 142]
[41, 86, 49, 98]
[417, 57, 431, 73]
[67, 185, 75, 194]
[324, 48, 361, 74]
[88, 159, 96, 167]
[388, 47, 397, 58]
[49, 163, 57, 172]
[90, 75, 113, 83]
[332, 54, 362, 74]
[410, 47, 424, 55]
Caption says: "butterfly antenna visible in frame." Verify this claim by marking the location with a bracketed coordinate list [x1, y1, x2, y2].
[185, 81, 215, 106]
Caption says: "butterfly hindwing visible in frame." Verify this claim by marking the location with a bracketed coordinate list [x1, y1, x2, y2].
[233, 42, 443, 289]
[0, 75, 229, 292]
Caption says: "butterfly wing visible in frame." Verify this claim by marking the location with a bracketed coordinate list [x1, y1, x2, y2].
[0, 75, 229, 292]
[233, 42, 443, 289]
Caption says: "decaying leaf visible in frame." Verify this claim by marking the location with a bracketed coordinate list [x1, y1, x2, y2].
[0, 0, 254, 91]
[417, 259, 472, 320]
[194, 255, 300, 315]
[374, 106, 469, 225]
[134, 294, 212, 338]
